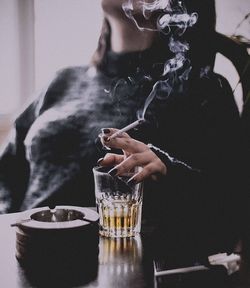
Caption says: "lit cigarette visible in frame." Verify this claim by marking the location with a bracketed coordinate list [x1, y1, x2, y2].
[109, 119, 145, 139]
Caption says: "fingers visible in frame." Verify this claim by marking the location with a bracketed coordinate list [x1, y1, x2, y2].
[132, 160, 167, 183]
[98, 127, 167, 183]
[107, 150, 167, 182]
[100, 127, 148, 155]
[97, 153, 124, 167]
[112, 150, 152, 175]
[101, 128, 130, 140]
[104, 136, 148, 154]
[99, 128, 130, 151]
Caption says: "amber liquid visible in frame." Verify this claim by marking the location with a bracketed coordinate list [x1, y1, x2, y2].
[97, 198, 142, 237]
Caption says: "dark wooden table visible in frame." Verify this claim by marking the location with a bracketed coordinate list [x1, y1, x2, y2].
[1, 212, 250, 288]
[0, 211, 152, 288]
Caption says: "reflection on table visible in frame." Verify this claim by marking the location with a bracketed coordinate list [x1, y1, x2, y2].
[1, 212, 250, 288]
[98, 236, 145, 287]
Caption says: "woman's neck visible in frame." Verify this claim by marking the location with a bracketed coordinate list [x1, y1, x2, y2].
[106, 16, 156, 53]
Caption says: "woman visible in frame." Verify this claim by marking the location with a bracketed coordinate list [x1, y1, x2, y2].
[0, 0, 247, 254]
[97, 0, 248, 255]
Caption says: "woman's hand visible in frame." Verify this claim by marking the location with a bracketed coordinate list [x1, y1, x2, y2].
[98, 128, 167, 183]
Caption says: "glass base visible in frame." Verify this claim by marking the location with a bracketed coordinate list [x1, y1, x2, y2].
[99, 228, 139, 238]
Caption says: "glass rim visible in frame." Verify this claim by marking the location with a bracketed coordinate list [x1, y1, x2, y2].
[92, 165, 113, 176]
[93, 165, 142, 177]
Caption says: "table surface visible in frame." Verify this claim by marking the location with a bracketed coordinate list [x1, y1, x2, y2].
[1, 212, 250, 288]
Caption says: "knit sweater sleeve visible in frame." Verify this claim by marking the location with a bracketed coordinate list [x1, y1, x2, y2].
[0, 69, 65, 213]
[145, 74, 248, 248]
[0, 101, 38, 213]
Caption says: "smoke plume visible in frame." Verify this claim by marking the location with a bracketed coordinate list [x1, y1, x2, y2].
[122, 0, 198, 120]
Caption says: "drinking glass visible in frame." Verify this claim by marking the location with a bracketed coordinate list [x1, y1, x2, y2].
[93, 166, 143, 238]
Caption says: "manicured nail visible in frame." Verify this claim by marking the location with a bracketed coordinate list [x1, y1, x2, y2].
[108, 168, 118, 176]
[97, 158, 104, 165]
[127, 178, 137, 186]
[102, 128, 110, 134]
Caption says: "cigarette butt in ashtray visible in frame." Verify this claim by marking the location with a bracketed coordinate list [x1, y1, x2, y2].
[109, 119, 145, 140]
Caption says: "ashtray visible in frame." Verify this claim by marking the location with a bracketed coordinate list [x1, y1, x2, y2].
[12, 206, 99, 286]
[12, 205, 98, 230]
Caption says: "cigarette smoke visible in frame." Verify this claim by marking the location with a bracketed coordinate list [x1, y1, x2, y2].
[122, 0, 198, 120]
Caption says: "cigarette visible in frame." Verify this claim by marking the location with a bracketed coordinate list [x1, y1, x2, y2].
[154, 265, 209, 277]
[109, 119, 145, 139]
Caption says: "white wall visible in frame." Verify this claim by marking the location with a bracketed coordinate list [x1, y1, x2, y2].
[0, 0, 34, 115]
[215, 0, 250, 113]
[216, 0, 250, 38]
[0, 0, 20, 115]
[34, 0, 102, 91]
[0, 0, 34, 145]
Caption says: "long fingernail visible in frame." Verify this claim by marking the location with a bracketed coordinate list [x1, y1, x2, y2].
[108, 168, 118, 176]
[127, 178, 137, 185]
[102, 128, 110, 134]
[97, 158, 104, 165]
